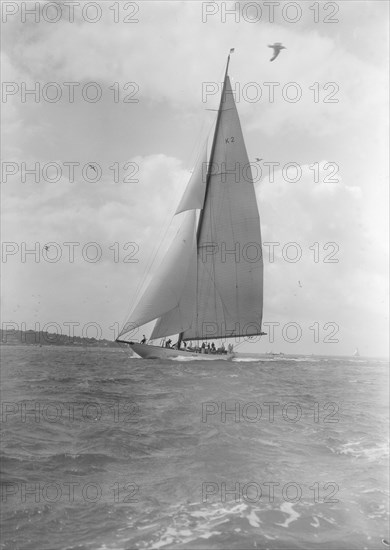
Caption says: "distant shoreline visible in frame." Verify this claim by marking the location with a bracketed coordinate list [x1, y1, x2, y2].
[0, 329, 126, 348]
[1, 331, 388, 361]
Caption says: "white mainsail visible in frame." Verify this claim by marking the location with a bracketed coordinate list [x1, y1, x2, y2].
[119, 55, 263, 342]
[182, 75, 263, 340]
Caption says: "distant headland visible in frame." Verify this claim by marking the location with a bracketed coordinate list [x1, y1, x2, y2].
[0, 328, 127, 348]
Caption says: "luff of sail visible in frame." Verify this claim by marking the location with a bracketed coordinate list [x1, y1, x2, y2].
[182, 75, 263, 340]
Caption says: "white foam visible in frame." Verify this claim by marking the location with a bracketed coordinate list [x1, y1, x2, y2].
[171, 355, 202, 361]
[232, 357, 263, 362]
[247, 508, 261, 527]
[310, 516, 320, 528]
[275, 502, 300, 528]
[336, 440, 388, 461]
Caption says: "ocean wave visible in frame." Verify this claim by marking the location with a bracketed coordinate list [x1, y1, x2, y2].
[328, 439, 389, 462]
[120, 500, 306, 549]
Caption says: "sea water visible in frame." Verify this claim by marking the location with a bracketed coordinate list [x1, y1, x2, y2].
[1, 346, 389, 549]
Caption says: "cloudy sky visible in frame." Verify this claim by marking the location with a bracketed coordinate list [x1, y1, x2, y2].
[1, 0, 388, 356]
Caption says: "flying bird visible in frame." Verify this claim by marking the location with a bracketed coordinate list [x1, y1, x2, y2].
[268, 42, 286, 62]
[43, 245, 49, 251]
[298, 280, 302, 288]
[255, 158, 263, 162]
[88, 164, 97, 173]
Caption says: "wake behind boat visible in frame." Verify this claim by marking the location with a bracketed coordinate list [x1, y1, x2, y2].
[116, 50, 266, 360]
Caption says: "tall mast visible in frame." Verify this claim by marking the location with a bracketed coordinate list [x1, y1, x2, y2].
[177, 50, 233, 348]
[196, 51, 231, 244]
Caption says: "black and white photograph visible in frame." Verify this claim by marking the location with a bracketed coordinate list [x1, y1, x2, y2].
[1, 1, 389, 549]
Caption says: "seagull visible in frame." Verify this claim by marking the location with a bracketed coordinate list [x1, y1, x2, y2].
[88, 164, 97, 173]
[255, 158, 263, 162]
[43, 245, 49, 251]
[268, 42, 286, 62]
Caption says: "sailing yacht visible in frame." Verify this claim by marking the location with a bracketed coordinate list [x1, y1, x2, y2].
[116, 51, 265, 360]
